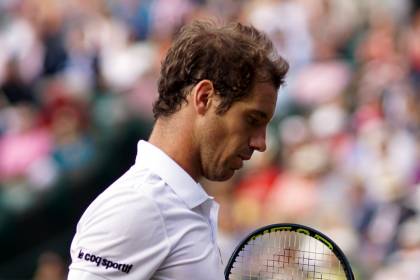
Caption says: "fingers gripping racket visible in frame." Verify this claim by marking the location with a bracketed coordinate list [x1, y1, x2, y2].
[225, 223, 355, 280]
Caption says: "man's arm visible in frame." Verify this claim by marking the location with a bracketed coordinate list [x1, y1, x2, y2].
[68, 188, 170, 280]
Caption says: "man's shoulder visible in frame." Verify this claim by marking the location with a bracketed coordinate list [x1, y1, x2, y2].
[78, 167, 169, 229]
[96, 166, 165, 202]
[111, 166, 162, 190]
[69, 166, 172, 279]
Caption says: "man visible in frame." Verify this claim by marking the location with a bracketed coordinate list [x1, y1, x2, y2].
[68, 20, 288, 279]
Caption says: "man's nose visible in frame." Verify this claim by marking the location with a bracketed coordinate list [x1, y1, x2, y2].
[249, 128, 266, 152]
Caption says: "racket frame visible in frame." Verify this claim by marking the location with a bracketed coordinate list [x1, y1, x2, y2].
[224, 223, 355, 280]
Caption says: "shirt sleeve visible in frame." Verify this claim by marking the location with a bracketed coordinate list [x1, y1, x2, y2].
[68, 187, 170, 280]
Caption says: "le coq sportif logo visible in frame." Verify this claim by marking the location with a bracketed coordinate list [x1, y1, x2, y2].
[78, 249, 133, 274]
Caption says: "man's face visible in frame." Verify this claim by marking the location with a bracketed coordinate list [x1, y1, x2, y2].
[198, 82, 278, 181]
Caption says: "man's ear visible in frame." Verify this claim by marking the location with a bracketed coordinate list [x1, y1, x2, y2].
[192, 80, 216, 115]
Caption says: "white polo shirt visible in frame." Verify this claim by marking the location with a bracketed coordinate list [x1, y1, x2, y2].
[68, 140, 224, 280]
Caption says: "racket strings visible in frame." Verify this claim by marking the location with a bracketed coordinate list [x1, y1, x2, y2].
[229, 231, 347, 280]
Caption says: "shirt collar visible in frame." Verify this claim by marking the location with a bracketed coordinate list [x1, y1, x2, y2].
[135, 140, 211, 209]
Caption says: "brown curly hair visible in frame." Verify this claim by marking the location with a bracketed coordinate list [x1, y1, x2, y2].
[153, 20, 289, 119]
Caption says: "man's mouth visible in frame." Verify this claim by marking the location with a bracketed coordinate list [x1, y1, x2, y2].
[238, 153, 252, 161]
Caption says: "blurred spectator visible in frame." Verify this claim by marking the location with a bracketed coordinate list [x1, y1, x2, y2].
[1, 59, 35, 104]
[48, 97, 95, 175]
[0, 104, 53, 184]
[33, 251, 67, 280]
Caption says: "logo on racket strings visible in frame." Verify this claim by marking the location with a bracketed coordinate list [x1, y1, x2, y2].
[250, 226, 334, 251]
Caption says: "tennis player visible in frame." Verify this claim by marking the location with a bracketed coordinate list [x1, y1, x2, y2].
[68, 20, 288, 279]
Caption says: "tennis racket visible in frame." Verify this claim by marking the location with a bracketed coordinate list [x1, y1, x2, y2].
[225, 223, 354, 280]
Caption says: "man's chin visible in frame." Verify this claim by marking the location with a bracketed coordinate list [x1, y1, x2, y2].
[205, 169, 235, 182]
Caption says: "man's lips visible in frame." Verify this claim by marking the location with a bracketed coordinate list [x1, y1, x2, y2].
[231, 152, 253, 170]
[238, 153, 252, 161]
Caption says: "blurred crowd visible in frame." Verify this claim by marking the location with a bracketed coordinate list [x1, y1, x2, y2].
[0, 0, 419, 279]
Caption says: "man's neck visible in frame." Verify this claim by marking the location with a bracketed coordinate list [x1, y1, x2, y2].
[148, 117, 201, 182]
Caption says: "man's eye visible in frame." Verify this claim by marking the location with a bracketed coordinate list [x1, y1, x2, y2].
[247, 117, 259, 126]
